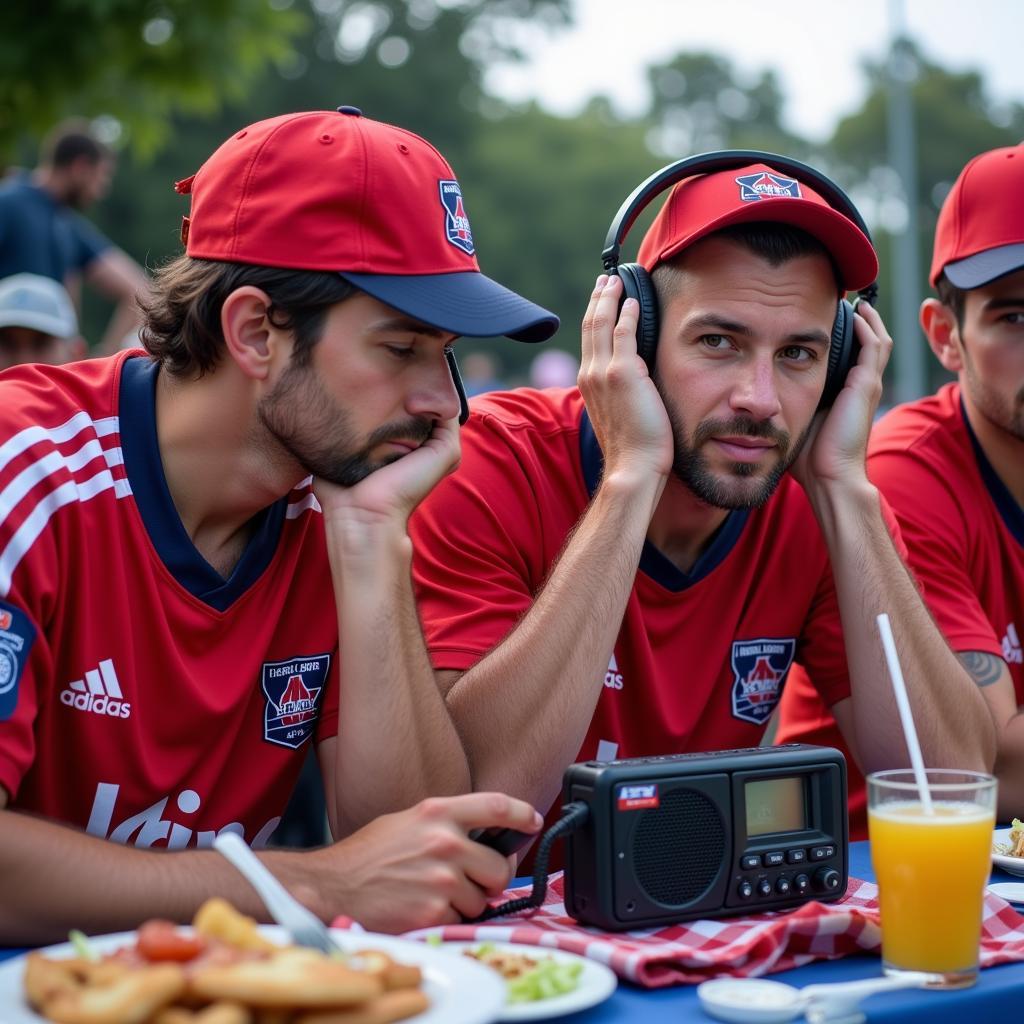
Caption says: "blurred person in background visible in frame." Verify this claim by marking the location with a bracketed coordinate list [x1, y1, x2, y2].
[529, 347, 579, 389]
[0, 119, 149, 354]
[0, 273, 85, 371]
[460, 350, 506, 396]
[777, 144, 1024, 832]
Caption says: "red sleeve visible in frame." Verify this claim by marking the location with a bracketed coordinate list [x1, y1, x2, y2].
[410, 414, 552, 672]
[869, 447, 1002, 657]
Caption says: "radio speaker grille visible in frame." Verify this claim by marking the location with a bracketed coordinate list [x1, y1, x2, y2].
[633, 789, 725, 906]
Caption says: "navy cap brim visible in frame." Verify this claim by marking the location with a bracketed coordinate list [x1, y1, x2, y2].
[340, 271, 559, 342]
[944, 242, 1024, 289]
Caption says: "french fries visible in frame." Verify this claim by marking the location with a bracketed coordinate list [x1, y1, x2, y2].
[23, 900, 427, 1024]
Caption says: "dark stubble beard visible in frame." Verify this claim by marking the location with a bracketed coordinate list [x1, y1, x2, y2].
[257, 360, 434, 487]
[655, 375, 811, 510]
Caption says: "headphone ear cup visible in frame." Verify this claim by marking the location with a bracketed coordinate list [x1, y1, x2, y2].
[616, 264, 660, 372]
[819, 299, 858, 409]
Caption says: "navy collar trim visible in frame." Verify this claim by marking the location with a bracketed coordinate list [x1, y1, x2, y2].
[961, 398, 1024, 547]
[119, 356, 288, 611]
[578, 408, 748, 592]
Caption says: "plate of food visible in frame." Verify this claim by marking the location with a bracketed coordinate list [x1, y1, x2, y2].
[427, 940, 617, 1021]
[992, 820, 1024, 877]
[0, 898, 506, 1024]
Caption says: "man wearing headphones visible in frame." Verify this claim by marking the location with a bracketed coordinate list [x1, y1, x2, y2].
[408, 159, 993, 835]
[778, 144, 1024, 834]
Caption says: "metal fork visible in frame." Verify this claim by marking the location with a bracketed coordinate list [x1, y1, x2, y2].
[212, 832, 345, 957]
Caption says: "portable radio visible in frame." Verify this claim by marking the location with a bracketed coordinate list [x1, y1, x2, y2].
[562, 744, 848, 930]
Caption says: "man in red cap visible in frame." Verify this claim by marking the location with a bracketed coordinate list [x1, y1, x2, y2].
[778, 145, 1024, 832]
[0, 108, 556, 943]
[409, 159, 994, 848]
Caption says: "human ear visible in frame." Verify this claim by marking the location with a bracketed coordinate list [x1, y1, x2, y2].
[220, 287, 278, 381]
[919, 298, 963, 374]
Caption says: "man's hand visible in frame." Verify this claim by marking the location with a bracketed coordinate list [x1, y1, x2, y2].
[314, 415, 461, 533]
[309, 793, 544, 932]
[791, 302, 893, 493]
[578, 275, 673, 483]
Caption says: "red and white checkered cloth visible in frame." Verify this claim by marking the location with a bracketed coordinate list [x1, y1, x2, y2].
[381, 874, 1024, 987]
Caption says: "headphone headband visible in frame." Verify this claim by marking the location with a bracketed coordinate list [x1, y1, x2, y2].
[601, 149, 876, 302]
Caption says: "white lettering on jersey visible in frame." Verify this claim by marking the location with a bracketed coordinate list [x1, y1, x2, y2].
[60, 659, 131, 719]
[86, 782, 280, 849]
[1003, 623, 1022, 665]
[603, 653, 624, 690]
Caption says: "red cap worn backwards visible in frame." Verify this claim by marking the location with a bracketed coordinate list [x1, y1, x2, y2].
[931, 144, 1024, 289]
[174, 108, 558, 342]
[636, 163, 877, 292]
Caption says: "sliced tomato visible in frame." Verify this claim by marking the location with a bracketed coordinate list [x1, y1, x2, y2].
[136, 919, 206, 962]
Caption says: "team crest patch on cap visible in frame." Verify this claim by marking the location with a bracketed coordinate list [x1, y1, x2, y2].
[730, 637, 796, 725]
[0, 599, 36, 721]
[736, 172, 803, 202]
[261, 654, 331, 749]
[439, 180, 475, 255]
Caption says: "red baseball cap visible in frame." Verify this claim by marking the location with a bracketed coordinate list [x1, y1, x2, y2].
[174, 108, 558, 342]
[636, 163, 877, 291]
[931, 144, 1024, 288]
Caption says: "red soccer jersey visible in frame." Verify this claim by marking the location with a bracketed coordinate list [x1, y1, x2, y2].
[410, 387, 852, 821]
[777, 383, 1024, 837]
[0, 353, 339, 849]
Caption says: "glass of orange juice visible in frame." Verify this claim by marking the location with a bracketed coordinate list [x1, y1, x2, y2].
[867, 769, 996, 989]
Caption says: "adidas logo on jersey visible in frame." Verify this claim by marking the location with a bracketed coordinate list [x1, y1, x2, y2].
[60, 659, 131, 719]
[603, 653, 624, 690]
[1004, 623, 1022, 665]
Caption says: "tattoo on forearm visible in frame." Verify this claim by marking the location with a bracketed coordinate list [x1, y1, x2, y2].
[959, 651, 1007, 687]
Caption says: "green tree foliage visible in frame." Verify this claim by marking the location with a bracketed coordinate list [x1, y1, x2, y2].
[0, 0, 307, 159]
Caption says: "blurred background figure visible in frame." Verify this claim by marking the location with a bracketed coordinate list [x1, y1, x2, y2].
[0, 119, 149, 354]
[0, 273, 85, 371]
[529, 347, 579, 389]
[460, 350, 507, 396]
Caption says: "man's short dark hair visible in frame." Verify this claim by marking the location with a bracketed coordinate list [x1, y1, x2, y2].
[652, 222, 843, 304]
[935, 272, 967, 328]
[140, 256, 356, 378]
[40, 119, 110, 169]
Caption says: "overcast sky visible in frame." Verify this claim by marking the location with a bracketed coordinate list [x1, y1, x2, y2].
[485, 0, 1022, 140]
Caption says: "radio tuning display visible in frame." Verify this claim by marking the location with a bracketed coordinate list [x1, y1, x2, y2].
[745, 776, 807, 836]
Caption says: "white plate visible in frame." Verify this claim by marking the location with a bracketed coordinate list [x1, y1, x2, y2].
[429, 940, 617, 1021]
[992, 827, 1024, 877]
[0, 926, 506, 1024]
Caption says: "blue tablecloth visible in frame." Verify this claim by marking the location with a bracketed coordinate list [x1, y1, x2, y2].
[4, 841, 1023, 1021]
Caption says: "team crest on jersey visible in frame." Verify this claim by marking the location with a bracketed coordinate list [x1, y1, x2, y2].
[0, 599, 35, 721]
[439, 180, 475, 255]
[735, 172, 802, 202]
[730, 637, 796, 725]
[261, 654, 331, 749]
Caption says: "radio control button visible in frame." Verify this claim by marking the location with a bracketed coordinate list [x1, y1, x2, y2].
[756, 879, 773, 898]
[810, 844, 836, 861]
[775, 877, 791, 895]
[813, 867, 842, 892]
[741, 855, 761, 871]
[737, 880, 754, 900]
[763, 851, 785, 867]
[786, 848, 807, 864]
[793, 873, 811, 894]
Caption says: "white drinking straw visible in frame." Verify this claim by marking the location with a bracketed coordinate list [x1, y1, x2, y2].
[876, 613, 934, 814]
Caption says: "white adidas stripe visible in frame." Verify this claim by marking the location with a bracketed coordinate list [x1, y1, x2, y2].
[68, 659, 124, 698]
[0, 412, 118, 477]
[286, 492, 322, 518]
[0, 468, 132, 597]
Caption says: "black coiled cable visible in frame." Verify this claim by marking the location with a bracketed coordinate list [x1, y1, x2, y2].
[468, 801, 590, 923]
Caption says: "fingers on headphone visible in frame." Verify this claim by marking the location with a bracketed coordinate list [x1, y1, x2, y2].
[612, 298, 640, 355]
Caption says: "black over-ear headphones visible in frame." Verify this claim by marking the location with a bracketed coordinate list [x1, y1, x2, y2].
[602, 150, 879, 409]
